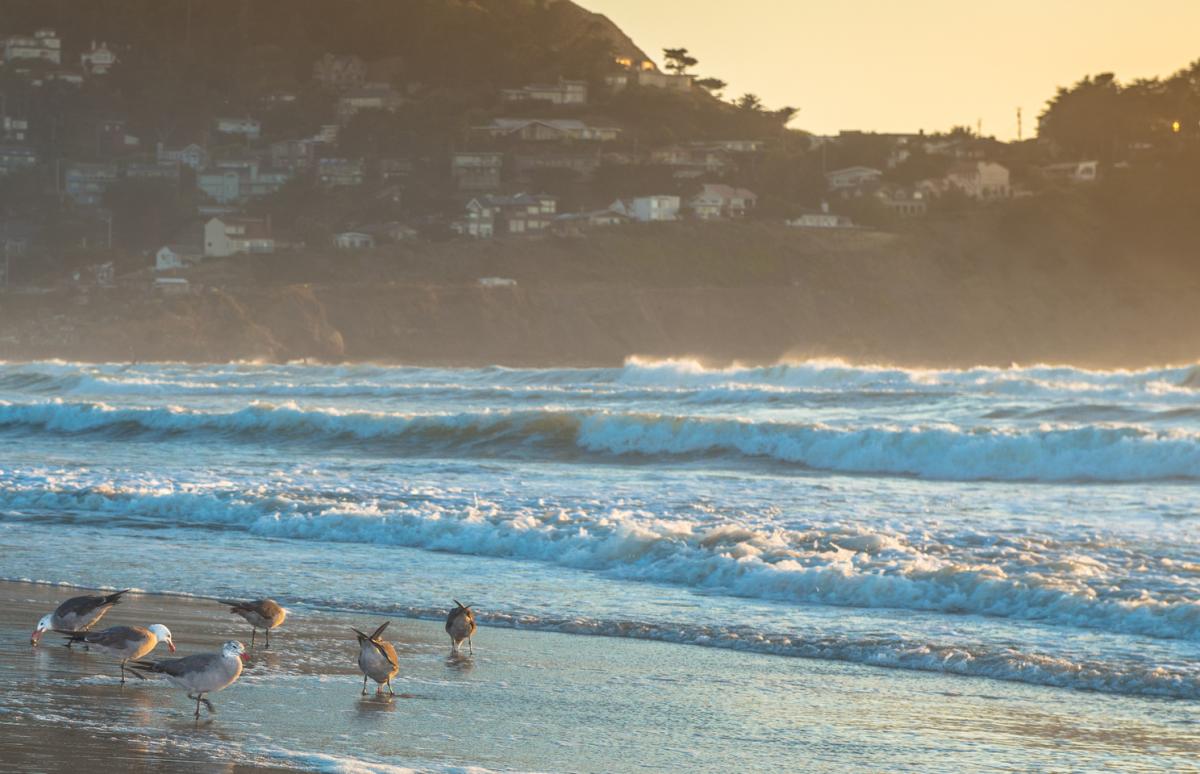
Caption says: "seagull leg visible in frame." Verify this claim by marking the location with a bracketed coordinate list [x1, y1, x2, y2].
[201, 696, 215, 715]
[362, 674, 368, 696]
[120, 661, 126, 685]
[188, 693, 201, 719]
[468, 637, 473, 656]
[251, 628, 256, 647]
[265, 628, 270, 649]
[387, 679, 395, 696]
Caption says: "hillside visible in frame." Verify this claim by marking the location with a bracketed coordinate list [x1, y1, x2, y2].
[3, 213, 1199, 368]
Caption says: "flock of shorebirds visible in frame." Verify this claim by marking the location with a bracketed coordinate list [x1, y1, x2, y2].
[30, 589, 478, 720]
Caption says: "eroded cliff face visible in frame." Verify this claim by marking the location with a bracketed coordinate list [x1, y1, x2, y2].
[2, 223, 1198, 368]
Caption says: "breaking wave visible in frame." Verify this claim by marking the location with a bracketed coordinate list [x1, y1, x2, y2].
[1, 399, 1198, 482]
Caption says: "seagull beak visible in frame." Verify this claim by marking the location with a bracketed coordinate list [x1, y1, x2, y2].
[167, 640, 176, 653]
[30, 629, 43, 647]
[239, 652, 249, 663]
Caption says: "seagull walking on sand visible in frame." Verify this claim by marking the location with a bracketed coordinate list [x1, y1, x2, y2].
[217, 598, 287, 648]
[31, 589, 131, 646]
[66, 624, 175, 684]
[352, 621, 399, 695]
[132, 640, 248, 719]
[445, 600, 477, 655]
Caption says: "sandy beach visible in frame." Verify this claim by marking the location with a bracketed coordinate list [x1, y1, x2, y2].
[1, 580, 1198, 772]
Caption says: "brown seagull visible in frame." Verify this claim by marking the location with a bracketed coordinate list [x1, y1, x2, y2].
[67, 624, 175, 683]
[445, 600, 477, 655]
[217, 598, 287, 648]
[352, 621, 399, 695]
[31, 589, 131, 646]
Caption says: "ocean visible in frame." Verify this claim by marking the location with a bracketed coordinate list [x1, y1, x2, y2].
[1, 358, 1198, 769]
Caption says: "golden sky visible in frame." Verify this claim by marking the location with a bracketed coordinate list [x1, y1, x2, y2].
[579, 0, 1200, 139]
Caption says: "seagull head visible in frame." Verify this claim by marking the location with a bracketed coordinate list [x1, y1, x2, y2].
[223, 640, 248, 662]
[148, 624, 175, 652]
[31, 613, 53, 646]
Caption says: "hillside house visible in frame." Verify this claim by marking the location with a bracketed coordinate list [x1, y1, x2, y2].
[476, 119, 620, 143]
[215, 117, 261, 140]
[513, 150, 602, 183]
[312, 53, 367, 91]
[80, 41, 117, 75]
[500, 79, 588, 105]
[333, 231, 374, 250]
[155, 244, 201, 271]
[610, 195, 680, 222]
[317, 157, 365, 187]
[337, 83, 406, 122]
[157, 143, 207, 171]
[451, 152, 504, 192]
[451, 193, 557, 238]
[606, 69, 692, 92]
[64, 161, 118, 207]
[649, 145, 732, 178]
[1, 29, 61, 65]
[876, 186, 928, 217]
[204, 217, 274, 257]
[552, 208, 630, 235]
[125, 160, 181, 184]
[269, 139, 316, 171]
[1040, 160, 1099, 185]
[0, 145, 36, 176]
[941, 161, 1010, 200]
[1, 115, 29, 143]
[688, 183, 757, 219]
[787, 204, 853, 228]
[826, 166, 883, 196]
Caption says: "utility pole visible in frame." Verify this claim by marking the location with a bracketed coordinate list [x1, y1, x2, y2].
[1016, 107, 1023, 142]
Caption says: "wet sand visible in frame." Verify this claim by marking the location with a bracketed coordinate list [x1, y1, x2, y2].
[2, 580, 1198, 772]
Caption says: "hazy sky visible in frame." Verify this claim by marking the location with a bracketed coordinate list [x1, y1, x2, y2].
[579, 0, 1200, 139]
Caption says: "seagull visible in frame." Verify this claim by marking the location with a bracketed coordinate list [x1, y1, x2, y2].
[132, 640, 248, 719]
[352, 621, 399, 695]
[31, 589, 131, 646]
[445, 600, 477, 655]
[65, 624, 175, 684]
[216, 598, 287, 648]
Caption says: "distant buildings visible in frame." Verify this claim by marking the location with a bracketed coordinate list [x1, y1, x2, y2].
[500, 79, 588, 106]
[317, 157, 365, 187]
[336, 82, 406, 122]
[941, 161, 1010, 200]
[688, 183, 757, 219]
[215, 117, 261, 140]
[333, 231, 374, 250]
[1, 29, 61, 65]
[451, 193, 557, 238]
[312, 53, 367, 91]
[450, 152, 504, 192]
[80, 41, 117, 75]
[611, 195, 681, 222]
[204, 216, 274, 257]
[1040, 160, 1100, 185]
[155, 244, 202, 271]
[157, 143, 208, 171]
[475, 118, 620, 143]
[0, 145, 36, 176]
[825, 166, 883, 195]
[63, 161, 118, 207]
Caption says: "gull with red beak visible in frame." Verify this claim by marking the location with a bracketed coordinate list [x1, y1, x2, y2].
[65, 624, 175, 684]
[132, 640, 248, 720]
[31, 589, 130, 646]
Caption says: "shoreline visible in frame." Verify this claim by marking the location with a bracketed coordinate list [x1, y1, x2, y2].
[4, 580, 1200, 772]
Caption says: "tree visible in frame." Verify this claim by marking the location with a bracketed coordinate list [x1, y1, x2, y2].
[695, 77, 726, 94]
[663, 47, 698, 75]
[736, 93, 763, 112]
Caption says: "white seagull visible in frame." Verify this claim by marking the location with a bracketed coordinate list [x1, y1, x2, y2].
[31, 589, 131, 646]
[133, 640, 248, 719]
[67, 624, 175, 683]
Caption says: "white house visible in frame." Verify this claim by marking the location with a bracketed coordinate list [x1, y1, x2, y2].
[80, 41, 117, 75]
[500, 79, 588, 105]
[452, 199, 496, 239]
[787, 211, 854, 228]
[215, 117, 261, 140]
[1, 29, 61, 65]
[1040, 160, 1099, 185]
[333, 231, 375, 250]
[943, 161, 1010, 200]
[204, 217, 274, 257]
[610, 195, 681, 222]
[688, 183, 757, 219]
[155, 244, 202, 271]
[825, 166, 883, 194]
[477, 119, 620, 142]
[157, 143, 207, 171]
